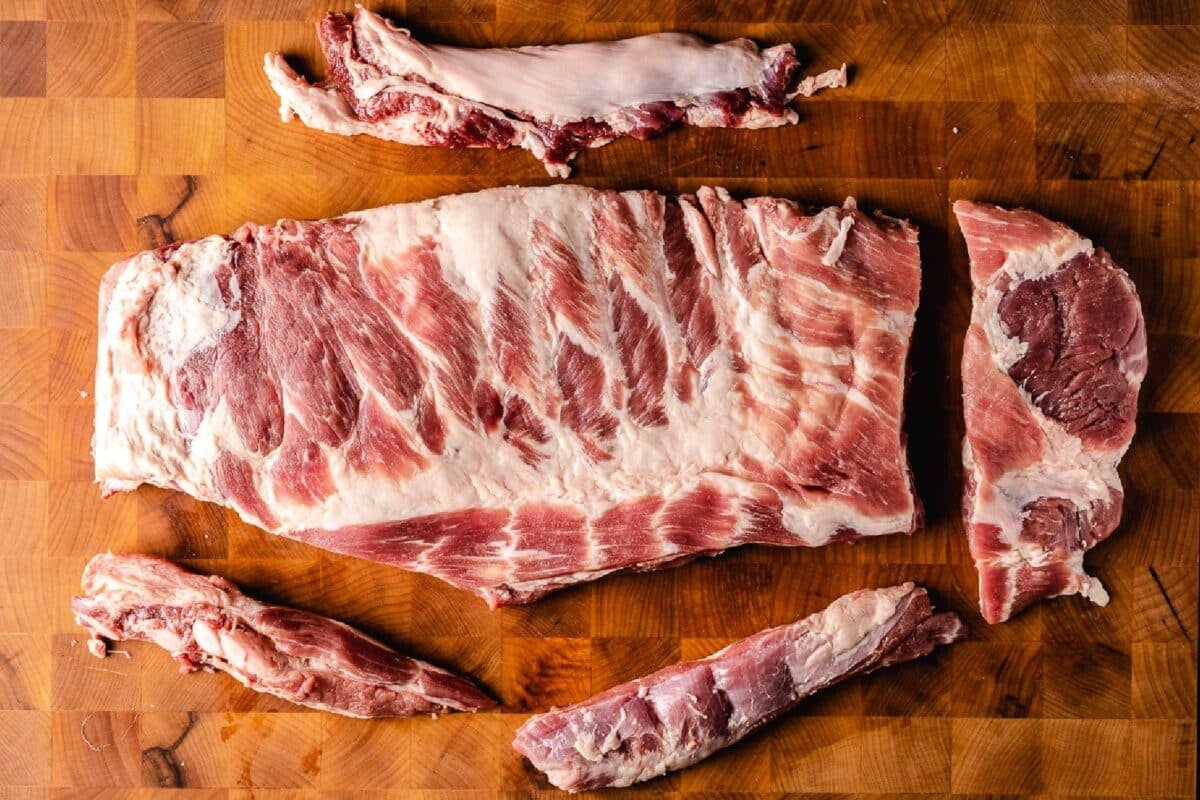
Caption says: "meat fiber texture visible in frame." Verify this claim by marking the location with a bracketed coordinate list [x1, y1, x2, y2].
[263, 7, 847, 176]
[94, 184, 923, 607]
[955, 201, 1147, 624]
[72, 553, 494, 717]
[514, 582, 964, 791]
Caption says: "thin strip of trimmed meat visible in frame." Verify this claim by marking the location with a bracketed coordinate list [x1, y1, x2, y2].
[94, 185, 923, 607]
[71, 552, 494, 717]
[955, 200, 1147, 624]
[263, 8, 846, 176]
[513, 582, 964, 791]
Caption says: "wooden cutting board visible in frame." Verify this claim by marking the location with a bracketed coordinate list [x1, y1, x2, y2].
[0, 0, 1196, 796]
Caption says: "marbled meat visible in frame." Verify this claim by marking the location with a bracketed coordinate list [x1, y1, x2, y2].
[955, 200, 1147, 623]
[72, 552, 493, 717]
[513, 582, 964, 791]
[264, 7, 846, 176]
[94, 185, 923, 607]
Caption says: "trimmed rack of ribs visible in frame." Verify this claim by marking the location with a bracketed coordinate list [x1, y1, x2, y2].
[263, 7, 846, 176]
[514, 582, 965, 792]
[72, 552, 494, 717]
[94, 184, 923, 607]
[955, 201, 1147, 624]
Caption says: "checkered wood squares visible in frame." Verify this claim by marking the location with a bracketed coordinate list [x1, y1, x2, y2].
[0, 0, 1196, 796]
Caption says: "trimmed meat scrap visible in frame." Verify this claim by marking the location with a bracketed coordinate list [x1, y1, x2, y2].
[72, 552, 494, 717]
[513, 582, 964, 791]
[955, 200, 1147, 624]
[95, 185, 923, 607]
[263, 7, 846, 176]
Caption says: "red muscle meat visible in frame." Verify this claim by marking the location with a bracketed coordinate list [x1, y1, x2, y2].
[263, 8, 846, 176]
[955, 200, 1147, 624]
[95, 185, 923, 607]
[72, 553, 493, 717]
[513, 583, 964, 791]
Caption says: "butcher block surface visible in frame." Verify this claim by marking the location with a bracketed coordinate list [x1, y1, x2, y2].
[0, 0, 1196, 796]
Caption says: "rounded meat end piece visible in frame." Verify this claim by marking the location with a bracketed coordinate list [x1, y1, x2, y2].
[998, 253, 1145, 446]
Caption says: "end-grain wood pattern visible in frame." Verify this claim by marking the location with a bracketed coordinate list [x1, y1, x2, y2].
[0, 0, 1197, 796]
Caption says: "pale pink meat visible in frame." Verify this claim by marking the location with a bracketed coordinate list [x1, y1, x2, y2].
[513, 583, 964, 791]
[95, 185, 923, 607]
[955, 200, 1147, 623]
[72, 553, 493, 717]
[263, 8, 846, 176]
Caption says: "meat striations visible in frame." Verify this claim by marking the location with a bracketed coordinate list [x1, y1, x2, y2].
[513, 582, 964, 791]
[955, 200, 1147, 624]
[72, 552, 494, 717]
[263, 8, 846, 176]
[95, 185, 923, 607]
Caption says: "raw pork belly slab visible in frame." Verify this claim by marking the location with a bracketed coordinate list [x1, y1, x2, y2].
[72, 553, 494, 717]
[95, 185, 923, 607]
[514, 583, 964, 791]
[955, 201, 1147, 624]
[264, 7, 846, 176]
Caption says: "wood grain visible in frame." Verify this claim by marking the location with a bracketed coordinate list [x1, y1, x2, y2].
[1036, 102, 1127, 180]
[45, 21, 136, 96]
[0, 20, 46, 96]
[0, 0, 1196, 796]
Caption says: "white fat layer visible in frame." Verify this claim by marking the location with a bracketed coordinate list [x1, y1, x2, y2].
[964, 215, 1132, 611]
[143, 239, 239, 362]
[95, 186, 919, 590]
[821, 213, 854, 267]
[353, 9, 786, 123]
[265, 54, 372, 135]
[813, 585, 902, 653]
[147, 627, 185, 653]
[263, 53, 562, 174]
[1001, 231, 1094, 284]
[94, 241, 236, 501]
[264, 14, 845, 177]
